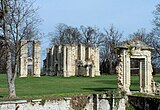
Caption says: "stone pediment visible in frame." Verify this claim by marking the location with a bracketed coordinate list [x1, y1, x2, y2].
[117, 40, 153, 50]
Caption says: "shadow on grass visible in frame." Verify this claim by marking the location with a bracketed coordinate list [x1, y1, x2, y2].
[82, 87, 116, 92]
[93, 80, 117, 85]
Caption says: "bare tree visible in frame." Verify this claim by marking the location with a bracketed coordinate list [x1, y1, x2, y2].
[153, 3, 160, 38]
[100, 25, 122, 74]
[0, 0, 41, 98]
[152, 3, 160, 69]
[129, 28, 153, 42]
[50, 23, 81, 45]
[79, 25, 104, 47]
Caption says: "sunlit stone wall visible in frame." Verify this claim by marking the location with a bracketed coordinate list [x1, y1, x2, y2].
[44, 44, 100, 77]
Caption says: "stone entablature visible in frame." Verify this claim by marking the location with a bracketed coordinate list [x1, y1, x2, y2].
[19, 40, 41, 77]
[116, 40, 156, 94]
[43, 44, 100, 77]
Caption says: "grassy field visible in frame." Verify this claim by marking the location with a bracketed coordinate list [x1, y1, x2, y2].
[0, 74, 160, 99]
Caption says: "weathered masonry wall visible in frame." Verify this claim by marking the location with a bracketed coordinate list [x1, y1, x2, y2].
[0, 94, 126, 110]
[128, 95, 160, 110]
[43, 44, 100, 77]
[2, 94, 160, 110]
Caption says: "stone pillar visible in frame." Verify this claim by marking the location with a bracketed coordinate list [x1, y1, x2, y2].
[75, 46, 78, 76]
[58, 45, 62, 76]
[145, 54, 153, 93]
[19, 40, 28, 77]
[46, 48, 50, 75]
[117, 49, 130, 93]
[78, 44, 84, 60]
[66, 46, 72, 77]
[33, 40, 41, 77]
[71, 46, 77, 76]
[124, 50, 131, 93]
[50, 46, 54, 75]
[139, 60, 143, 92]
[63, 46, 67, 77]
[95, 48, 100, 76]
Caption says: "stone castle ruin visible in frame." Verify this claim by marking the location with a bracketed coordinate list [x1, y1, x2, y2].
[43, 44, 100, 77]
[116, 40, 156, 94]
[19, 40, 41, 77]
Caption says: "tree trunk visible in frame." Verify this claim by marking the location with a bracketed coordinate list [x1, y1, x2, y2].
[1, 0, 16, 98]
[6, 50, 16, 98]
[109, 61, 113, 74]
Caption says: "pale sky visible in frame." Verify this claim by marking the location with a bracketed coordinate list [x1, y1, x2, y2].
[34, 0, 159, 64]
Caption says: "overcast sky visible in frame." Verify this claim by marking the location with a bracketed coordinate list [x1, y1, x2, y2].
[34, 0, 159, 62]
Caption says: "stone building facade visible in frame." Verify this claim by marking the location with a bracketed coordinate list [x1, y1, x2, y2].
[43, 44, 100, 77]
[19, 40, 41, 77]
[116, 40, 156, 94]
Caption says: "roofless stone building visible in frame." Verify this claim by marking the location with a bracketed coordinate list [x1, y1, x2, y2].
[116, 40, 156, 94]
[43, 44, 100, 77]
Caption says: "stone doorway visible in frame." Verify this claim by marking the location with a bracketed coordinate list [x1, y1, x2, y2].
[130, 58, 145, 92]
[116, 40, 156, 94]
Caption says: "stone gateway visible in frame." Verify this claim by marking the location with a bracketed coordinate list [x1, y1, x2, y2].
[19, 40, 41, 77]
[116, 40, 156, 94]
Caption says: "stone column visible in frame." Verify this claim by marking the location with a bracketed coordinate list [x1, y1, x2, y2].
[95, 48, 100, 76]
[66, 46, 72, 77]
[50, 46, 54, 75]
[71, 46, 76, 76]
[124, 50, 131, 93]
[118, 49, 130, 93]
[19, 40, 28, 77]
[144, 56, 150, 93]
[58, 45, 62, 76]
[145, 54, 153, 93]
[80, 44, 87, 62]
[139, 60, 143, 92]
[75, 46, 78, 76]
[63, 46, 67, 77]
[33, 40, 41, 77]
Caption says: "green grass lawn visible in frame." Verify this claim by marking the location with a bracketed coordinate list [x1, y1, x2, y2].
[0, 74, 160, 100]
[0, 74, 117, 99]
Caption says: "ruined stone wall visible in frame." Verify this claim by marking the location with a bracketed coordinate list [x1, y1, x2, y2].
[0, 94, 126, 110]
[44, 44, 100, 77]
[2, 94, 160, 110]
[128, 95, 160, 110]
